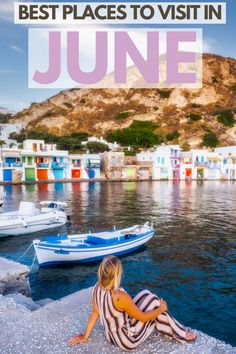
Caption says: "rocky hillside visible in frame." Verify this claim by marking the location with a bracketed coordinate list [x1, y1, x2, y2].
[12, 54, 236, 148]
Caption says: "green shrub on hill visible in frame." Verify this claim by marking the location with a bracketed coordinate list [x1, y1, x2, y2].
[9, 130, 90, 153]
[106, 120, 162, 148]
[85, 141, 109, 153]
[202, 132, 219, 148]
[64, 102, 73, 109]
[217, 110, 235, 127]
[187, 113, 202, 122]
[159, 90, 171, 99]
[116, 111, 132, 120]
[0, 113, 12, 123]
[166, 130, 180, 141]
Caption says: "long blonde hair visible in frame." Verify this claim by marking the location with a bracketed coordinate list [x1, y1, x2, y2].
[98, 256, 122, 291]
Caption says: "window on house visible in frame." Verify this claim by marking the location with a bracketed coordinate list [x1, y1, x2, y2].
[223, 159, 227, 164]
[162, 157, 165, 164]
[201, 156, 204, 162]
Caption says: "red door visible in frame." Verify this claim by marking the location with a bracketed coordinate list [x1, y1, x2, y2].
[186, 168, 192, 177]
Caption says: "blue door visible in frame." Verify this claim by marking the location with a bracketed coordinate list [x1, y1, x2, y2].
[3, 169, 13, 182]
[88, 169, 95, 179]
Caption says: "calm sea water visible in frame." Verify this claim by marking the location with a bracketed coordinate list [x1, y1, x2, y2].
[0, 181, 235, 346]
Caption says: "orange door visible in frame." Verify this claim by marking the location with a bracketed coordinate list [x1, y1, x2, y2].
[37, 169, 48, 180]
[186, 168, 192, 177]
[72, 169, 81, 178]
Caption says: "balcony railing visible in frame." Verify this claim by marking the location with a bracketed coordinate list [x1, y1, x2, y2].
[207, 163, 221, 170]
[195, 161, 207, 167]
[86, 163, 101, 169]
[37, 163, 49, 168]
[51, 162, 66, 169]
[0, 162, 23, 168]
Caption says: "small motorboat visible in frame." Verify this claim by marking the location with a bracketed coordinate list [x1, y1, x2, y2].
[0, 201, 68, 237]
[33, 222, 155, 267]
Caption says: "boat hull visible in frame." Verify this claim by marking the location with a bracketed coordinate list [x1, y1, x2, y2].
[34, 230, 154, 267]
[0, 212, 67, 237]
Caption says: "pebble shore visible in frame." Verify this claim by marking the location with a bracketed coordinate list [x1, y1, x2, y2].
[0, 286, 235, 354]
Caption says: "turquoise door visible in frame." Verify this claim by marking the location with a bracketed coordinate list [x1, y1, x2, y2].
[53, 169, 64, 179]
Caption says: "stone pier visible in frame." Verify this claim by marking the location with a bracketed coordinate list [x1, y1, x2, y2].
[0, 257, 31, 296]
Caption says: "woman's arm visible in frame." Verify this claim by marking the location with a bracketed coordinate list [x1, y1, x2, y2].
[68, 298, 99, 346]
[113, 290, 167, 323]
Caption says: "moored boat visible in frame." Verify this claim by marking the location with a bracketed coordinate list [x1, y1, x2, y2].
[0, 201, 68, 237]
[33, 222, 155, 267]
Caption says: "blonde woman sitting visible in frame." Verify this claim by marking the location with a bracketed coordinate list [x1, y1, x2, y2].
[68, 256, 196, 351]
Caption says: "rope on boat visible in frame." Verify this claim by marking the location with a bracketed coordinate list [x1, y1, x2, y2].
[18, 243, 33, 261]
[29, 253, 37, 272]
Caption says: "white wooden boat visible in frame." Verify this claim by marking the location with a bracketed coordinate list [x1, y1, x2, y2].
[0, 201, 68, 237]
[33, 222, 155, 267]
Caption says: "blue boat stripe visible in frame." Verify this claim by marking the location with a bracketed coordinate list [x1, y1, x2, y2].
[39, 244, 146, 267]
[36, 231, 154, 253]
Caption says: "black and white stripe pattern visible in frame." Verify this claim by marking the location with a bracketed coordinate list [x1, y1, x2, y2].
[93, 285, 189, 351]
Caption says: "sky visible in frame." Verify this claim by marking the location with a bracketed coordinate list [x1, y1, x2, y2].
[0, 0, 235, 112]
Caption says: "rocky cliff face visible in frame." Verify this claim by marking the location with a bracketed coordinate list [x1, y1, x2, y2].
[12, 54, 236, 147]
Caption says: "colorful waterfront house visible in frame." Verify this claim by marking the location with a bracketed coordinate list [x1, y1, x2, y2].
[22, 140, 68, 181]
[21, 151, 37, 182]
[169, 145, 182, 180]
[136, 151, 154, 180]
[180, 151, 193, 180]
[69, 154, 85, 179]
[69, 154, 101, 179]
[101, 151, 125, 180]
[50, 150, 68, 180]
[152, 145, 181, 180]
[206, 152, 222, 180]
[190, 149, 208, 179]
[122, 165, 137, 179]
[83, 154, 101, 179]
[214, 146, 236, 180]
[0, 148, 23, 183]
